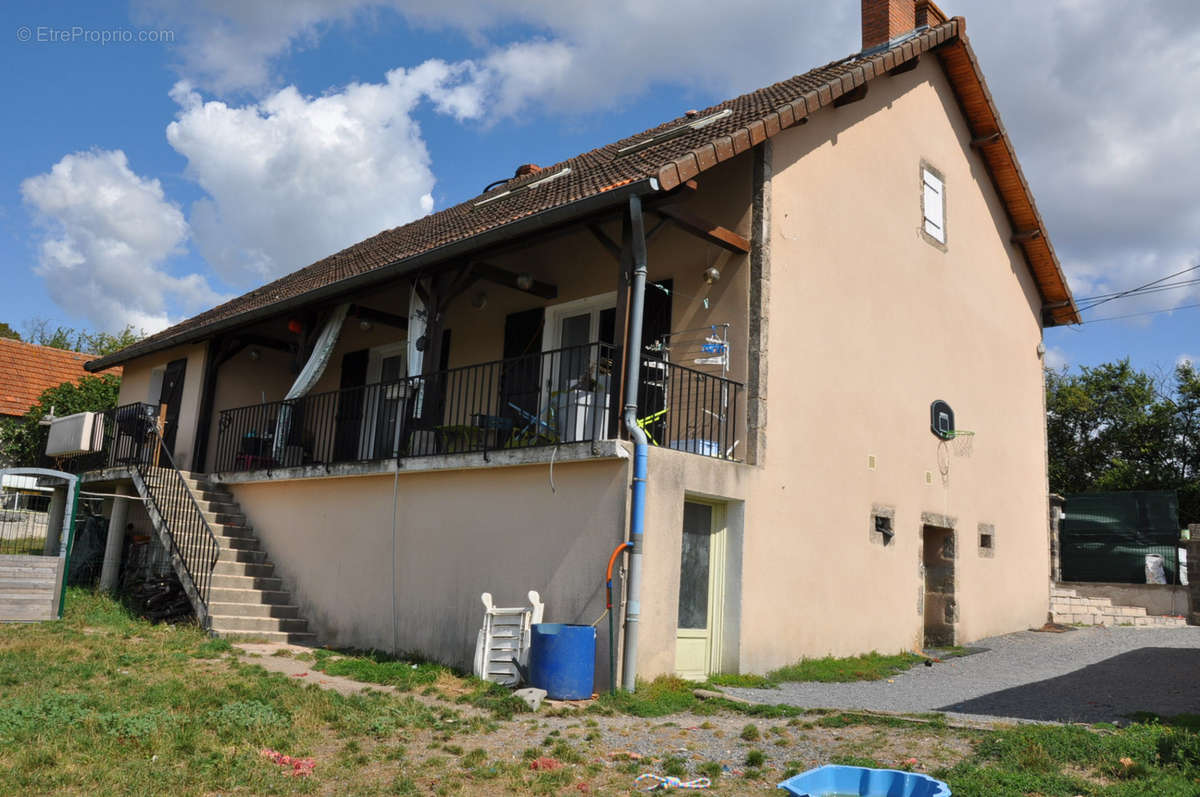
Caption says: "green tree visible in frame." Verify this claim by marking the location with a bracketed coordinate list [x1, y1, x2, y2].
[21, 318, 143, 356]
[0, 322, 21, 341]
[0, 374, 121, 467]
[1047, 358, 1200, 523]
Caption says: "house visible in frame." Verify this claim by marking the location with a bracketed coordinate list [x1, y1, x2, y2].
[0, 337, 119, 422]
[64, 0, 1078, 687]
[0, 337, 120, 506]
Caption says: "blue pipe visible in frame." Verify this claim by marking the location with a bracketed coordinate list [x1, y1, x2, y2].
[621, 194, 650, 692]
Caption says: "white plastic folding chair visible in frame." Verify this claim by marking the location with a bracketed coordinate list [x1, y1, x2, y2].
[472, 590, 544, 685]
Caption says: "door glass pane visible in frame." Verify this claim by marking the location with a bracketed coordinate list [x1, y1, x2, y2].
[376, 354, 406, 456]
[559, 313, 591, 392]
[560, 313, 590, 348]
[380, 353, 405, 382]
[598, 308, 616, 346]
[678, 502, 713, 629]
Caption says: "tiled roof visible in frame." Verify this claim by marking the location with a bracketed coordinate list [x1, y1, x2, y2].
[0, 338, 121, 418]
[88, 18, 1076, 371]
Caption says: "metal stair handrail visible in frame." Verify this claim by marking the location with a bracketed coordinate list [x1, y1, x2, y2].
[134, 415, 220, 626]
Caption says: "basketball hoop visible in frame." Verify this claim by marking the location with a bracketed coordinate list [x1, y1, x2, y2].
[947, 429, 974, 457]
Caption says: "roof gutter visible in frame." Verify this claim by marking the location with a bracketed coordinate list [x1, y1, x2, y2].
[86, 177, 662, 372]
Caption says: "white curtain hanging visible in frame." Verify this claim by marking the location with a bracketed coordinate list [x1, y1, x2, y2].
[407, 284, 427, 416]
[273, 303, 351, 461]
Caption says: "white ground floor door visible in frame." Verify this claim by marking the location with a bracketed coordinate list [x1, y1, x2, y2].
[675, 500, 726, 681]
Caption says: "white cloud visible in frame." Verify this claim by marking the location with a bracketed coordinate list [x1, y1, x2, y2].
[124, 0, 1200, 331]
[136, 0, 856, 107]
[20, 150, 221, 333]
[954, 1, 1200, 320]
[164, 66, 471, 285]
[1043, 345, 1069, 371]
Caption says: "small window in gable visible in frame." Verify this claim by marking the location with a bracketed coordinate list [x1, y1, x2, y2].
[921, 164, 946, 246]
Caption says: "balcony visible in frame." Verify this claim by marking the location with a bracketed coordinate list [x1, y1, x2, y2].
[212, 342, 743, 475]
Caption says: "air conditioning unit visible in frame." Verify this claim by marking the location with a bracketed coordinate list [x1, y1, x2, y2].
[46, 411, 105, 457]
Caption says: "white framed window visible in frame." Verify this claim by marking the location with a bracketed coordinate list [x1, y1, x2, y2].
[921, 164, 946, 246]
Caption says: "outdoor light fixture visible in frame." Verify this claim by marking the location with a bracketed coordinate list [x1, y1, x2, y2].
[516, 272, 534, 291]
[703, 266, 721, 285]
[471, 290, 488, 310]
[248, 348, 260, 361]
[359, 320, 373, 332]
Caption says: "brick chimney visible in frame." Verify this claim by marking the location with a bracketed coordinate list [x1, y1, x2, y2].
[514, 163, 542, 178]
[915, 0, 948, 28]
[861, 0, 916, 51]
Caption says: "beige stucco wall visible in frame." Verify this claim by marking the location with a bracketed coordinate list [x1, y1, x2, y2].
[715, 56, 1047, 672]
[115, 343, 208, 471]
[230, 458, 630, 679]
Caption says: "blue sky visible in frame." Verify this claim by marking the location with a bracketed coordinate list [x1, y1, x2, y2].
[2, 1, 1199, 375]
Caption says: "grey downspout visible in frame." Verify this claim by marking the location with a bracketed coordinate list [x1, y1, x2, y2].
[620, 194, 650, 692]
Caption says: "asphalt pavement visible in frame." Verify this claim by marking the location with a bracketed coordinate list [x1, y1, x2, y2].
[721, 625, 1200, 724]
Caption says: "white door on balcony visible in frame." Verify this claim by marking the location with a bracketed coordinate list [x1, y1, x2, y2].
[543, 293, 616, 441]
[359, 342, 407, 459]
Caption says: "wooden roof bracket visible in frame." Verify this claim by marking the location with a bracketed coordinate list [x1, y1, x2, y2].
[1011, 228, 1043, 243]
[970, 131, 1002, 148]
[470, 261, 558, 299]
[656, 206, 750, 254]
[349, 304, 408, 331]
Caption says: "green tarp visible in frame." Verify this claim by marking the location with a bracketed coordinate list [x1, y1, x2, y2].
[1062, 491, 1181, 584]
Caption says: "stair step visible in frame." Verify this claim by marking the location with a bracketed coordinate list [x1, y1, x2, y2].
[210, 574, 284, 591]
[217, 547, 268, 564]
[209, 615, 309, 633]
[217, 535, 261, 552]
[213, 560, 276, 578]
[208, 602, 300, 619]
[192, 499, 240, 514]
[209, 587, 292, 604]
[216, 630, 316, 645]
[210, 523, 256, 539]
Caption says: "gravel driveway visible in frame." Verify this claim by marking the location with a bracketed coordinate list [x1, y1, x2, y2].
[722, 626, 1200, 725]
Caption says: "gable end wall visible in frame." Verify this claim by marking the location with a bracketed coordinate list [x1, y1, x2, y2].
[736, 55, 1049, 667]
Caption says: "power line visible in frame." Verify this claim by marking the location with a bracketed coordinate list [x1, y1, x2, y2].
[1075, 263, 1200, 313]
[1077, 299, 1200, 326]
[1074, 276, 1200, 304]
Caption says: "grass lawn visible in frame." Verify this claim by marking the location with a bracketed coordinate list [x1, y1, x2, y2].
[1, 589, 1198, 795]
[708, 650, 926, 688]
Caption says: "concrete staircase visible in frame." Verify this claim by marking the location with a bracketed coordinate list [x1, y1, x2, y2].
[139, 468, 314, 644]
[1050, 585, 1188, 628]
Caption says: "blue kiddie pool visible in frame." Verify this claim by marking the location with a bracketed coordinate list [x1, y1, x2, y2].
[778, 765, 950, 796]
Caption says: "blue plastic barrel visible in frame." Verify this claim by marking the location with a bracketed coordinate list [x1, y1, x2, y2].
[528, 623, 595, 700]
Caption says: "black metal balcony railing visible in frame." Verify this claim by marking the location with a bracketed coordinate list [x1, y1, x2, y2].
[56, 402, 165, 473]
[214, 342, 744, 474]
